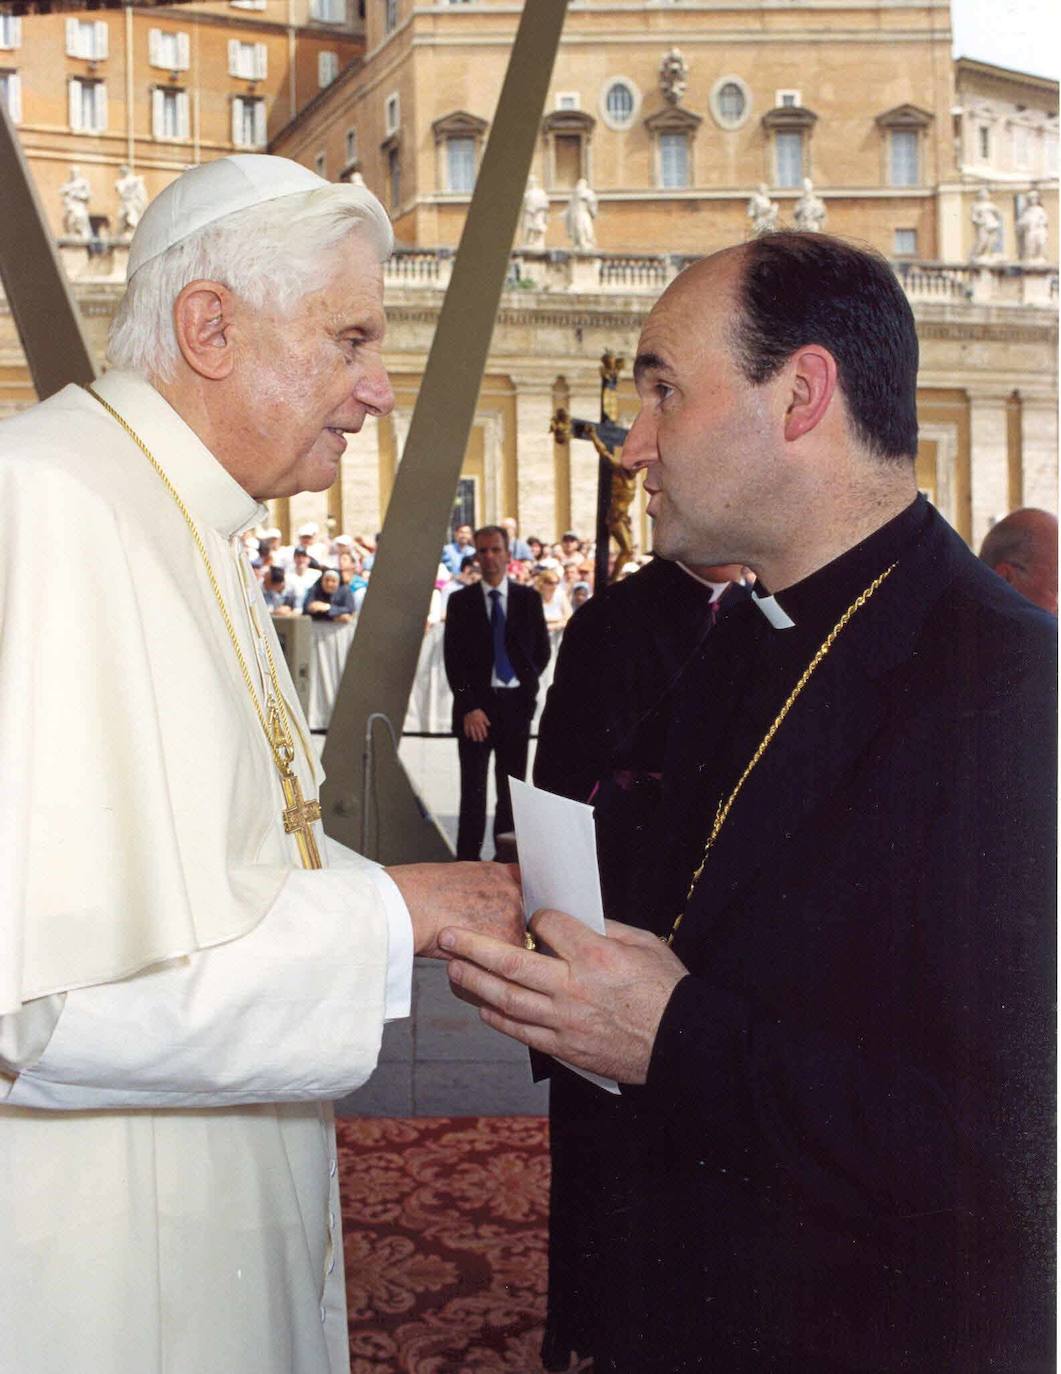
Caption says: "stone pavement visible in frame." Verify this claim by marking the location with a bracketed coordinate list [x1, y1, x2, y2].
[336, 736, 550, 1118]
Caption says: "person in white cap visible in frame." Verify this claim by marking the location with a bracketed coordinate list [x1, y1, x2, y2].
[0, 154, 522, 1374]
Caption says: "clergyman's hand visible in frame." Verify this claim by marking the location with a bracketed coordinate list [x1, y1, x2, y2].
[439, 910, 689, 1085]
[462, 709, 490, 743]
[386, 862, 523, 960]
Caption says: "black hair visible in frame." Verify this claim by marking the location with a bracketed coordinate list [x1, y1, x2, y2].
[475, 524, 509, 550]
[731, 231, 919, 462]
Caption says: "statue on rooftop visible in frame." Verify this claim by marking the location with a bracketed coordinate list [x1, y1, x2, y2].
[565, 178, 598, 252]
[793, 178, 827, 233]
[60, 165, 91, 240]
[971, 186, 1004, 260]
[115, 164, 147, 237]
[520, 174, 550, 251]
[1016, 189, 1048, 263]
[747, 183, 779, 236]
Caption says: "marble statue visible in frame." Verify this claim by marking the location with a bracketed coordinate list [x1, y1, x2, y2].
[793, 178, 827, 233]
[659, 48, 688, 106]
[565, 178, 598, 252]
[971, 186, 1004, 260]
[60, 165, 92, 240]
[115, 164, 147, 237]
[520, 175, 550, 251]
[1016, 189, 1049, 263]
[747, 183, 779, 236]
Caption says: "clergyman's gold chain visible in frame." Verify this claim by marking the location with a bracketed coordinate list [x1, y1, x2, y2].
[665, 561, 897, 947]
[82, 384, 303, 785]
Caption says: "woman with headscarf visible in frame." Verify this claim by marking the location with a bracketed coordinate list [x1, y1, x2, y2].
[303, 568, 356, 622]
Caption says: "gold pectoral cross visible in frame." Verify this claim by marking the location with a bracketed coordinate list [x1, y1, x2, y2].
[280, 768, 323, 869]
[267, 698, 322, 869]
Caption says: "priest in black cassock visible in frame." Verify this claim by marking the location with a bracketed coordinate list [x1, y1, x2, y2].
[439, 231, 1056, 1373]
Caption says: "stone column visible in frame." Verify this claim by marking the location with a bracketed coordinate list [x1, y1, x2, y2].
[1021, 396, 1059, 511]
[936, 187, 965, 262]
[341, 420, 385, 539]
[968, 392, 1011, 550]
[513, 381, 559, 543]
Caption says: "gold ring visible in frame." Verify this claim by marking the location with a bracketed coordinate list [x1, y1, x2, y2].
[523, 930, 537, 952]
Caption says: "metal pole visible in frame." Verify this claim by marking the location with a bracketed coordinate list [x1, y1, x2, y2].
[0, 97, 96, 399]
[321, 0, 571, 863]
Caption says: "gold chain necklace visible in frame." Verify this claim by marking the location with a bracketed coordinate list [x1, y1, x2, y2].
[83, 384, 323, 869]
[665, 561, 897, 947]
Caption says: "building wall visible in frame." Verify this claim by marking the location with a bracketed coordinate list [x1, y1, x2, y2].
[0, 2, 363, 240]
[274, 0, 968, 262]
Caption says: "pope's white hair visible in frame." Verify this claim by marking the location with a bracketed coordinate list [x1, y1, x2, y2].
[106, 185, 393, 383]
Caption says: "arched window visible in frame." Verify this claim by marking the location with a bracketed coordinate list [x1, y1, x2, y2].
[718, 82, 745, 123]
[605, 80, 634, 127]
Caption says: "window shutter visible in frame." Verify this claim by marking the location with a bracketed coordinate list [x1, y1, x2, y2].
[7, 73, 21, 121]
[149, 28, 161, 65]
[231, 97, 241, 145]
[151, 87, 164, 138]
[96, 82, 107, 132]
[66, 18, 79, 58]
[5, 16, 21, 48]
[228, 39, 240, 77]
[68, 78, 82, 130]
[177, 32, 191, 70]
[178, 90, 190, 139]
[318, 51, 328, 85]
[94, 21, 108, 60]
[254, 99, 267, 147]
[255, 43, 267, 78]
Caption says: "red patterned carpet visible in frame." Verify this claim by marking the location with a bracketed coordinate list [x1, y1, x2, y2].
[337, 1115, 583, 1374]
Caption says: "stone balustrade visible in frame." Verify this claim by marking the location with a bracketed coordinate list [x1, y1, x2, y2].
[53, 236, 1059, 309]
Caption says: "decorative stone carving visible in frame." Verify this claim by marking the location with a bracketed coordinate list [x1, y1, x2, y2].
[565, 178, 598, 252]
[115, 164, 147, 237]
[60, 165, 92, 240]
[970, 186, 1004, 260]
[659, 48, 688, 106]
[520, 174, 550, 251]
[793, 178, 826, 233]
[747, 183, 779, 236]
[1017, 189, 1049, 263]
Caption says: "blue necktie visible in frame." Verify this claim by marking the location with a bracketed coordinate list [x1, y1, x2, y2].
[489, 588, 515, 684]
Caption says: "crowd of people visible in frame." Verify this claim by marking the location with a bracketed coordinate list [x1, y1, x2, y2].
[248, 514, 637, 628]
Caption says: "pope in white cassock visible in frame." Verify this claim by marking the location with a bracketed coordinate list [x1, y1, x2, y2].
[0, 155, 524, 1372]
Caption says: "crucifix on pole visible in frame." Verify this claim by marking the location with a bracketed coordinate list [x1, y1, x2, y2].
[550, 350, 638, 589]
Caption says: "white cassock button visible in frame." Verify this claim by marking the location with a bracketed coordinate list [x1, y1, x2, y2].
[329, 1158, 337, 1178]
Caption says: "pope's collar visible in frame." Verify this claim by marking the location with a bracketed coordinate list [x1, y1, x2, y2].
[90, 369, 267, 537]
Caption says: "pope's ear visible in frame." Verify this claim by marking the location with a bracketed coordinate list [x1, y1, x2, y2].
[172, 280, 235, 381]
[782, 344, 837, 444]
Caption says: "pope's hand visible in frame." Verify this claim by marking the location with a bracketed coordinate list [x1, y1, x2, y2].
[439, 910, 689, 1085]
[386, 862, 523, 959]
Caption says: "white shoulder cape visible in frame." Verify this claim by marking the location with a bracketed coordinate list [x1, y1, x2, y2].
[0, 370, 325, 1013]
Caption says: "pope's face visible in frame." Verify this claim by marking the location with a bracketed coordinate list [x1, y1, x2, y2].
[622, 248, 779, 569]
[226, 232, 394, 500]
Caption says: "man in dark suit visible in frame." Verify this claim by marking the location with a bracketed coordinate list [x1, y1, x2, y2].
[440, 233, 1055, 1370]
[534, 556, 746, 922]
[443, 524, 550, 860]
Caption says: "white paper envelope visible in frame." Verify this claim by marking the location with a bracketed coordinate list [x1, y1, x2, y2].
[510, 778, 619, 1094]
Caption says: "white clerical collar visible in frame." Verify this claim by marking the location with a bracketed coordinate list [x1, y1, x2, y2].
[751, 590, 796, 629]
[676, 562, 732, 601]
[91, 369, 266, 537]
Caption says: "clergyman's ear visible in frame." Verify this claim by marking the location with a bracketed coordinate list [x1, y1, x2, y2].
[172, 280, 235, 381]
[782, 344, 837, 444]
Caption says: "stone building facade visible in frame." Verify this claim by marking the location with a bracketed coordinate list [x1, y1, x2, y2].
[0, 0, 1056, 553]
